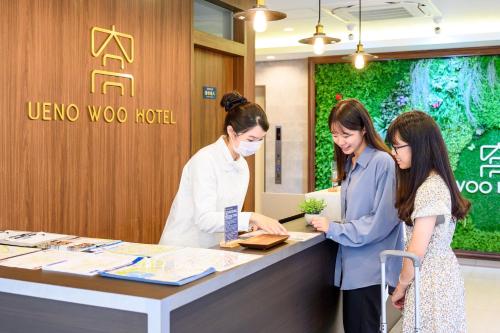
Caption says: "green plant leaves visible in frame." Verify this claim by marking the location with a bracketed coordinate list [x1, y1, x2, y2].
[298, 198, 327, 214]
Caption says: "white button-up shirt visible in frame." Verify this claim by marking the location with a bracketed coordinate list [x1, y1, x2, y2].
[159, 136, 251, 248]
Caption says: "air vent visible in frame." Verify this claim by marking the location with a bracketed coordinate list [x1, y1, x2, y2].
[330, 0, 442, 23]
[348, 7, 413, 21]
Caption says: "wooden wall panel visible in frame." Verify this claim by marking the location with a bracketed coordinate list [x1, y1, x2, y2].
[0, 0, 192, 243]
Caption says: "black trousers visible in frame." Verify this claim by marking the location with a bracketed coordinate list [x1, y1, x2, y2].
[343, 284, 382, 333]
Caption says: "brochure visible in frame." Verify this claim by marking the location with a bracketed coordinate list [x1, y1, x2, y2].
[0, 232, 75, 248]
[46, 237, 122, 252]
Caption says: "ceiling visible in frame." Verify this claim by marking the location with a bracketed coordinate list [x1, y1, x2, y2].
[254, 0, 500, 61]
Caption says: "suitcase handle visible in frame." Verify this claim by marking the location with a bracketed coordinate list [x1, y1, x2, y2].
[379, 250, 421, 333]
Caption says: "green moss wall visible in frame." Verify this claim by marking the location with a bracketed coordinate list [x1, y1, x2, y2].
[315, 55, 499, 253]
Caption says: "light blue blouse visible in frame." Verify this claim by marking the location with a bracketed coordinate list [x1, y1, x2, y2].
[325, 145, 404, 290]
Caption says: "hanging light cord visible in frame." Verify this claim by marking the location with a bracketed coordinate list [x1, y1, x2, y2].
[318, 0, 321, 25]
[358, 0, 362, 44]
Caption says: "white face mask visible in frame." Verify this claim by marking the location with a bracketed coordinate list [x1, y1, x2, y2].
[234, 139, 263, 157]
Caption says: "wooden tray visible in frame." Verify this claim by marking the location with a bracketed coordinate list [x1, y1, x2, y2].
[238, 234, 289, 250]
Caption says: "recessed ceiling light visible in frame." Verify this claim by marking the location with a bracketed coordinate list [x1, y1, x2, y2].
[266, 55, 276, 60]
[284, 27, 294, 32]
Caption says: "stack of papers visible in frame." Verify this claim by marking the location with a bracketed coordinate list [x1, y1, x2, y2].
[0, 245, 41, 260]
[0, 231, 74, 248]
[0, 230, 30, 240]
[46, 237, 121, 252]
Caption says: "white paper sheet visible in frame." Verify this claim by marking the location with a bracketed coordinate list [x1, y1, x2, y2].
[0, 250, 84, 269]
[0, 245, 41, 260]
[287, 231, 322, 242]
[102, 242, 180, 257]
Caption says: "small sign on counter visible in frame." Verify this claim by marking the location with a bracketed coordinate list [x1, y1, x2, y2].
[224, 205, 238, 242]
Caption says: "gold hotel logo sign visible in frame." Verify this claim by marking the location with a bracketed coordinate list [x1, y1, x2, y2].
[91, 25, 134, 97]
[26, 25, 176, 125]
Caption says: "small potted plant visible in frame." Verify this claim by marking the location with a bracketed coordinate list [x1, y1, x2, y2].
[299, 198, 327, 225]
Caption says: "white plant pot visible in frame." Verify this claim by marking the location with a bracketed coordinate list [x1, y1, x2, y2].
[304, 213, 320, 225]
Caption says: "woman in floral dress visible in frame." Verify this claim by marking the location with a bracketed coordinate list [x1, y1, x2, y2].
[387, 111, 470, 332]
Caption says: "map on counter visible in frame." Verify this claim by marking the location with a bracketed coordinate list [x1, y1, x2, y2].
[46, 237, 122, 252]
[102, 242, 180, 258]
[0, 245, 41, 260]
[100, 252, 215, 286]
[171, 247, 262, 272]
[42, 252, 141, 276]
[100, 247, 262, 286]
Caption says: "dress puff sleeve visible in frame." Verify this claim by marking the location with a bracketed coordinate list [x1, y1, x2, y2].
[411, 175, 452, 222]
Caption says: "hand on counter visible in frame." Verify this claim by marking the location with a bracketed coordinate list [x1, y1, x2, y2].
[310, 216, 330, 233]
[249, 213, 288, 235]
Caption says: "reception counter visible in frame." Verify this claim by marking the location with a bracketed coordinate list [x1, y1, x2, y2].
[0, 218, 339, 333]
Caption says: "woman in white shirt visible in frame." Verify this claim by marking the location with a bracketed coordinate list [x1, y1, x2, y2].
[159, 91, 287, 248]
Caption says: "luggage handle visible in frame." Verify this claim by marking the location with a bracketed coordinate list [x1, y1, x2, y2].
[379, 250, 421, 333]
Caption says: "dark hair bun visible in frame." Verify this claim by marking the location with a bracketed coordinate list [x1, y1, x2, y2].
[220, 91, 248, 112]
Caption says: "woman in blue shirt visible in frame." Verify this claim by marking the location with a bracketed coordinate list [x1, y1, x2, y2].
[312, 99, 404, 333]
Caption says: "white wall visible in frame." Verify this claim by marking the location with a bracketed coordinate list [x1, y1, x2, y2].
[256, 59, 309, 194]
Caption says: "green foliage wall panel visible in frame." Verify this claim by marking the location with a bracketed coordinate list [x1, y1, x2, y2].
[315, 55, 500, 253]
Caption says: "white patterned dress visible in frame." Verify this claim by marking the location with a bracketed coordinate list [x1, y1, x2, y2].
[402, 174, 466, 333]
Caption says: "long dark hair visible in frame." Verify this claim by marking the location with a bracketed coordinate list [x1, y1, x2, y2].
[386, 111, 470, 225]
[328, 99, 391, 182]
[220, 91, 269, 134]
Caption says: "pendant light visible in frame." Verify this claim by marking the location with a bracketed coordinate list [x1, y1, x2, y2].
[234, 0, 287, 33]
[342, 0, 377, 69]
[299, 0, 340, 55]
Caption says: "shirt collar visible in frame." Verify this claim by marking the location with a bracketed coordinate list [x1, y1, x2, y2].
[346, 145, 377, 171]
[215, 136, 246, 171]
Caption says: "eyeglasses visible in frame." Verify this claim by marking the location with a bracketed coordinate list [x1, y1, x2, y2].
[391, 144, 409, 154]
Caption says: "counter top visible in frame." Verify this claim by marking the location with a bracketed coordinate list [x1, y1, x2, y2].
[0, 218, 325, 309]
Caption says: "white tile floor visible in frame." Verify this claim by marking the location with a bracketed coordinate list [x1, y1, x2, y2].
[461, 259, 500, 333]
[390, 259, 500, 333]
